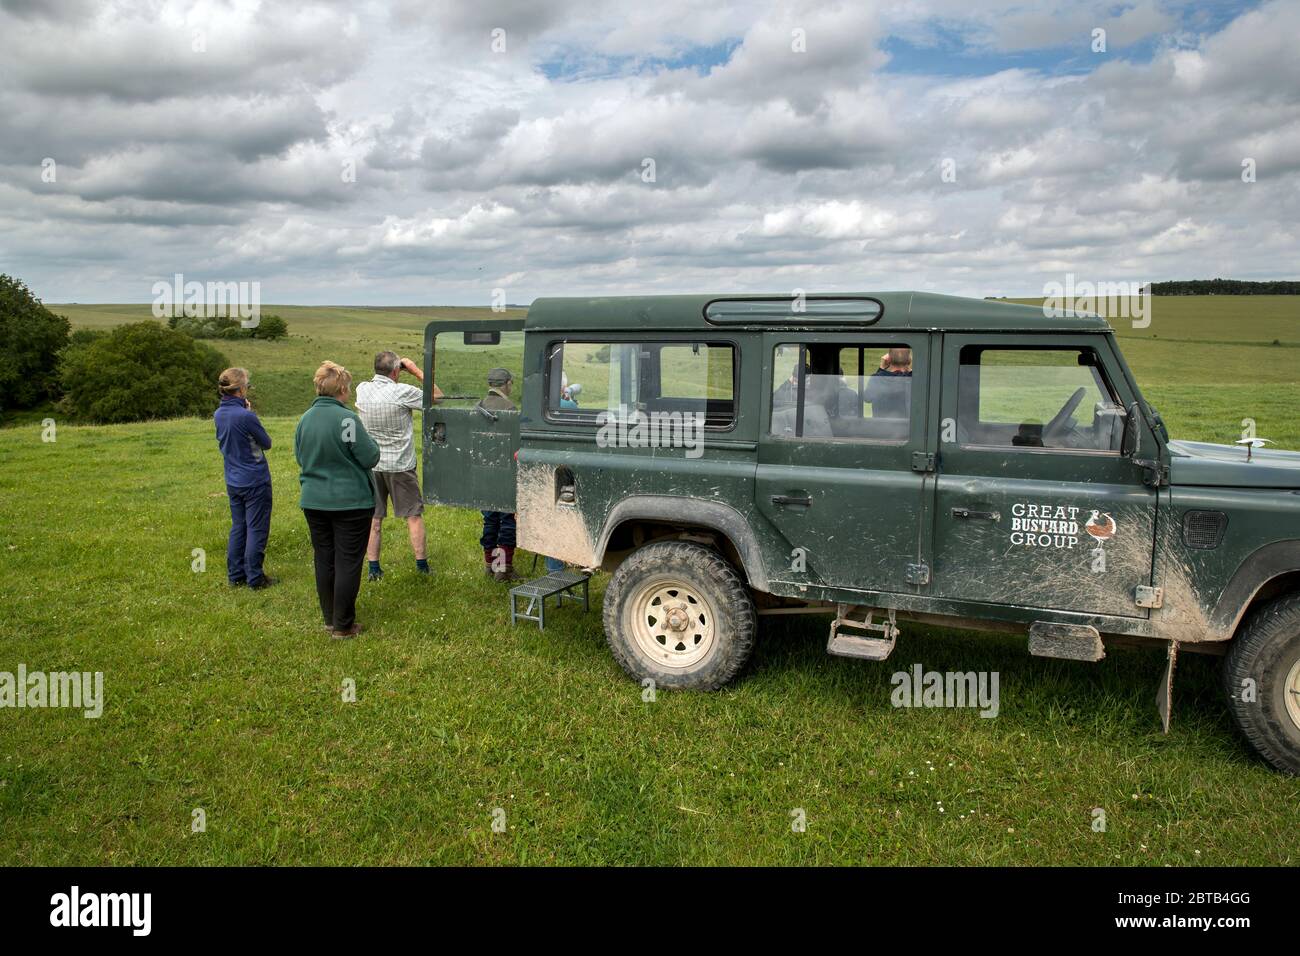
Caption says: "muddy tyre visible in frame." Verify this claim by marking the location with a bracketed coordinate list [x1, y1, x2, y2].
[1222, 593, 1300, 775]
[602, 541, 756, 690]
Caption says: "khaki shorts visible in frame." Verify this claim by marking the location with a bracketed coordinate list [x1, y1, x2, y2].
[372, 469, 424, 518]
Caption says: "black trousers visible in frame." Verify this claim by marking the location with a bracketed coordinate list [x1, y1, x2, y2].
[303, 507, 373, 631]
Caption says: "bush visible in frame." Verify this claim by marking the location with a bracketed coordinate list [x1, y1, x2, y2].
[66, 328, 108, 350]
[59, 321, 229, 423]
[58, 329, 110, 383]
[251, 313, 288, 340]
[167, 313, 241, 339]
[167, 311, 289, 341]
[0, 275, 71, 410]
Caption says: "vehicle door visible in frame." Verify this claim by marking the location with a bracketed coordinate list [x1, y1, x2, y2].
[931, 334, 1156, 616]
[755, 333, 934, 593]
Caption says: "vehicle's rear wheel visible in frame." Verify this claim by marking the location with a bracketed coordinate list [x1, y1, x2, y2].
[1222, 593, 1300, 775]
[602, 540, 756, 690]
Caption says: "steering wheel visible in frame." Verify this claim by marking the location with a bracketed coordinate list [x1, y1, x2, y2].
[1043, 387, 1087, 442]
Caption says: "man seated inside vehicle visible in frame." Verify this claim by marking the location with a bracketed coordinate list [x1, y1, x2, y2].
[772, 363, 800, 411]
[771, 363, 835, 438]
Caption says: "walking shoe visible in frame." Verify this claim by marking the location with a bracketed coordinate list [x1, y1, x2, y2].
[331, 623, 365, 640]
[249, 576, 278, 590]
[492, 545, 520, 582]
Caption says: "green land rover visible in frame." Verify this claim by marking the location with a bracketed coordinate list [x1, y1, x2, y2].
[422, 292, 1300, 774]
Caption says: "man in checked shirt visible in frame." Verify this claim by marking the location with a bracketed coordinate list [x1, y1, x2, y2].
[355, 351, 444, 580]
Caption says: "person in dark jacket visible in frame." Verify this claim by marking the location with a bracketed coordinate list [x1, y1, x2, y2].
[214, 367, 275, 589]
[864, 348, 913, 419]
[294, 361, 381, 639]
[478, 368, 520, 582]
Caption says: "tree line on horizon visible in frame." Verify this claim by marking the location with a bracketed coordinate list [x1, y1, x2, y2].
[1150, 279, 1300, 295]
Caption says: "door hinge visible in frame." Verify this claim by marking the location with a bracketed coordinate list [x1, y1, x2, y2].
[911, 451, 936, 473]
[906, 562, 930, 585]
[1134, 585, 1164, 609]
[1135, 459, 1169, 487]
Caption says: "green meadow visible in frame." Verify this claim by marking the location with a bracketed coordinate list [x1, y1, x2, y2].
[0, 295, 1296, 865]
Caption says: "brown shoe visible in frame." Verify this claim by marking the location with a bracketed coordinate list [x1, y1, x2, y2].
[493, 567, 522, 583]
[331, 623, 365, 640]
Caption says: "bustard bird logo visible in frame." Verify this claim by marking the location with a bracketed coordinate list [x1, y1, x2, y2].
[1084, 510, 1117, 541]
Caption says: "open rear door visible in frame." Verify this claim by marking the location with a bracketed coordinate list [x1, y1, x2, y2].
[421, 318, 526, 513]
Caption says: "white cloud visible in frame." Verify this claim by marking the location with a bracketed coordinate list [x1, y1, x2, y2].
[0, 0, 1296, 304]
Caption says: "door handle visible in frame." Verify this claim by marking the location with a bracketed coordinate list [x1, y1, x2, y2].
[951, 507, 1000, 521]
[771, 494, 813, 507]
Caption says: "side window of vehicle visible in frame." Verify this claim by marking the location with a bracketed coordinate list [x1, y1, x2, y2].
[956, 346, 1124, 452]
[656, 344, 736, 427]
[547, 340, 735, 428]
[770, 342, 914, 442]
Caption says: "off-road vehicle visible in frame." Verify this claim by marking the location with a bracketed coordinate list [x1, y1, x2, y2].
[422, 293, 1300, 773]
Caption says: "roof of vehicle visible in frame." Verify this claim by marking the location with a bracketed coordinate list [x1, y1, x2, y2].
[525, 291, 1111, 333]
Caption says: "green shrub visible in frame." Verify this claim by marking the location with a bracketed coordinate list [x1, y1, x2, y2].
[167, 311, 289, 341]
[251, 313, 288, 340]
[0, 275, 71, 410]
[58, 329, 110, 384]
[65, 328, 108, 350]
[59, 321, 229, 423]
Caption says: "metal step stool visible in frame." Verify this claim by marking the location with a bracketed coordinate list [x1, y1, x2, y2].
[826, 604, 899, 661]
[509, 571, 591, 630]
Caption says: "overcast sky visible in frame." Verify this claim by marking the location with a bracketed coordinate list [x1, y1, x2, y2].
[0, 0, 1296, 306]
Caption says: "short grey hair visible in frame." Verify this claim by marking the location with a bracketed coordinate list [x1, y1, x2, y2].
[374, 351, 401, 375]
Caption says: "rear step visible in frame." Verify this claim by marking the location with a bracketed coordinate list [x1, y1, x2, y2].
[826, 604, 899, 661]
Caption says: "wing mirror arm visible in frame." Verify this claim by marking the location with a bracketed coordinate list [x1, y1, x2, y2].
[1123, 401, 1167, 487]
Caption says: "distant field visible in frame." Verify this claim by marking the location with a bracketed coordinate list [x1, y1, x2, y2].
[0, 294, 1296, 866]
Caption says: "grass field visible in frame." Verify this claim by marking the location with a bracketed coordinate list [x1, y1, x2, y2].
[1, 296, 1297, 865]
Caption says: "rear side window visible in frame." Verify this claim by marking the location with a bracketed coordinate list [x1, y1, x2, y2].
[546, 340, 735, 428]
[957, 346, 1124, 452]
[770, 342, 915, 442]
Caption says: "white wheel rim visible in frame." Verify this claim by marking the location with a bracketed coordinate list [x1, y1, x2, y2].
[1285, 658, 1300, 733]
[624, 577, 717, 670]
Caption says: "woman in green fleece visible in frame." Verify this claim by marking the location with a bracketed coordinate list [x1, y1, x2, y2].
[294, 361, 381, 639]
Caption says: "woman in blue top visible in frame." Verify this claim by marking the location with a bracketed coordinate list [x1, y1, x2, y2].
[214, 367, 275, 589]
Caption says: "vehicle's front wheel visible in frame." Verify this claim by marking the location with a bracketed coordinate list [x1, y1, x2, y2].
[602, 540, 756, 690]
[1222, 593, 1300, 775]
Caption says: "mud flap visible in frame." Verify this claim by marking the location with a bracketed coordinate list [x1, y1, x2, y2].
[1028, 621, 1105, 661]
[1155, 640, 1179, 734]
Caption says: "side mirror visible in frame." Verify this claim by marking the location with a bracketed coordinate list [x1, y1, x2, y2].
[1121, 402, 1141, 458]
[1122, 401, 1167, 487]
